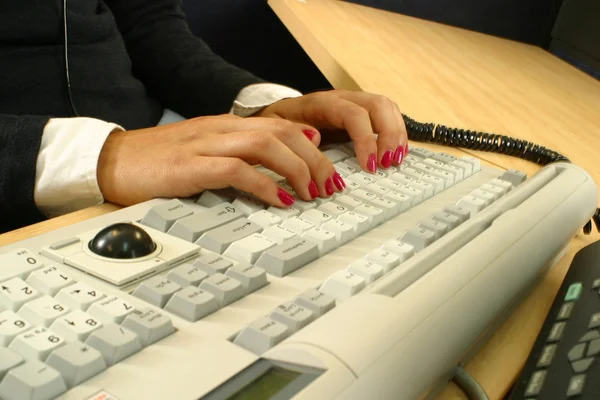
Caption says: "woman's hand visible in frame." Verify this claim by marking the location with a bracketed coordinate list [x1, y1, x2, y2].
[255, 89, 408, 172]
[97, 115, 343, 208]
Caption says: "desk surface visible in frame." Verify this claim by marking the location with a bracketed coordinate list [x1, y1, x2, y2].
[267, 0, 600, 398]
[0, 1, 599, 399]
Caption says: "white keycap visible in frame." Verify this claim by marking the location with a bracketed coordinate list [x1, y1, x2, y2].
[318, 202, 349, 217]
[425, 160, 464, 181]
[376, 177, 404, 191]
[85, 324, 142, 366]
[347, 172, 378, 187]
[226, 264, 268, 293]
[224, 233, 277, 264]
[401, 227, 437, 251]
[280, 217, 314, 235]
[301, 209, 333, 226]
[381, 240, 415, 262]
[87, 296, 135, 324]
[0, 249, 45, 282]
[248, 210, 282, 229]
[50, 310, 102, 342]
[166, 263, 208, 287]
[343, 157, 361, 171]
[409, 180, 436, 198]
[365, 249, 400, 273]
[122, 309, 174, 346]
[382, 191, 412, 213]
[419, 219, 450, 238]
[335, 194, 363, 210]
[269, 302, 314, 332]
[471, 189, 495, 206]
[294, 289, 336, 317]
[293, 200, 318, 212]
[193, 252, 233, 275]
[350, 188, 379, 204]
[365, 183, 390, 197]
[450, 160, 473, 177]
[132, 277, 181, 308]
[354, 204, 384, 226]
[266, 206, 300, 220]
[0, 347, 23, 381]
[17, 296, 69, 327]
[337, 212, 370, 233]
[369, 198, 397, 219]
[196, 189, 236, 208]
[0, 278, 41, 311]
[261, 225, 297, 244]
[232, 195, 266, 216]
[9, 327, 65, 361]
[0, 310, 32, 346]
[165, 286, 219, 322]
[323, 149, 348, 163]
[432, 211, 462, 230]
[320, 271, 366, 301]
[480, 183, 505, 200]
[321, 220, 356, 243]
[456, 195, 487, 216]
[345, 180, 361, 192]
[334, 162, 357, 177]
[489, 178, 512, 194]
[302, 228, 338, 255]
[388, 172, 414, 186]
[45, 341, 106, 388]
[55, 282, 105, 311]
[234, 317, 290, 355]
[400, 167, 426, 180]
[428, 168, 455, 187]
[0, 361, 66, 400]
[199, 273, 246, 306]
[140, 199, 194, 232]
[460, 156, 481, 173]
[394, 185, 424, 205]
[26, 266, 74, 296]
[346, 260, 384, 284]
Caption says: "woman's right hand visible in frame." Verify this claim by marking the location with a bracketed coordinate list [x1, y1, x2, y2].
[97, 114, 345, 208]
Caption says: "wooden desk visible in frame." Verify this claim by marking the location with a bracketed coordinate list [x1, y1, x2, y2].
[267, 0, 600, 399]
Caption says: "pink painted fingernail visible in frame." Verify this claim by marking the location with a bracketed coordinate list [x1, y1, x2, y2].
[381, 150, 393, 169]
[333, 173, 346, 190]
[277, 188, 295, 206]
[393, 146, 404, 165]
[308, 180, 319, 198]
[325, 178, 334, 196]
[367, 153, 377, 173]
[303, 129, 317, 140]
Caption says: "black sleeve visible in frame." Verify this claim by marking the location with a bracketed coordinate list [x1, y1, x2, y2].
[105, 0, 265, 117]
[0, 115, 49, 233]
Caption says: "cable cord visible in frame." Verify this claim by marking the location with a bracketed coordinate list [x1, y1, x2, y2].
[402, 114, 600, 234]
[452, 366, 489, 400]
[62, 0, 79, 117]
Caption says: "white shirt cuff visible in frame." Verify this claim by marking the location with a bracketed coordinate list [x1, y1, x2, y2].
[34, 118, 123, 218]
[230, 83, 303, 117]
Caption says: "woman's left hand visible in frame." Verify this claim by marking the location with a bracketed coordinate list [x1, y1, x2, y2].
[255, 89, 408, 173]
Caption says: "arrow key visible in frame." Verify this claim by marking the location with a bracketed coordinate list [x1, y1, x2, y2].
[55, 282, 105, 311]
[50, 310, 103, 342]
[0, 278, 41, 312]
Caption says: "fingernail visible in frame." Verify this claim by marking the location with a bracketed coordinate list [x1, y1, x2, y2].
[308, 180, 319, 198]
[381, 150, 393, 169]
[404, 142, 409, 154]
[325, 178, 334, 196]
[367, 153, 377, 173]
[277, 188, 295, 206]
[333, 173, 346, 190]
[393, 146, 404, 165]
[303, 129, 316, 140]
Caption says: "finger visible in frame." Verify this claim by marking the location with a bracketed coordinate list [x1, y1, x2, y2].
[198, 131, 317, 201]
[192, 156, 296, 208]
[392, 104, 409, 166]
[336, 91, 407, 169]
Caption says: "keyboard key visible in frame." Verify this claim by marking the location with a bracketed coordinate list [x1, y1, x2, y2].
[501, 169, 527, 186]
[548, 322, 566, 342]
[193, 252, 233, 275]
[0, 348, 23, 380]
[9, 327, 66, 361]
[166, 263, 208, 287]
[456, 195, 487, 216]
[50, 310, 102, 342]
[350, 188, 379, 204]
[343, 157, 361, 171]
[140, 199, 194, 232]
[248, 210, 282, 229]
[0, 361, 66, 400]
[294, 289, 335, 317]
[480, 183, 505, 200]
[320, 271, 366, 300]
[196, 218, 263, 254]
[164, 286, 219, 321]
[26, 266, 74, 296]
[318, 202, 349, 217]
[301, 209, 333, 226]
[394, 185, 424, 205]
[369, 198, 397, 219]
[566, 375, 586, 397]
[382, 191, 412, 213]
[323, 149, 348, 163]
[460, 156, 481, 173]
[0, 311, 32, 346]
[443, 205, 471, 224]
[337, 211, 370, 233]
[334, 194, 363, 210]
[54, 282, 105, 311]
[347, 172, 379, 187]
[470, 189, 495, 206]
[0, 278, 41, 311]
[354, 204, 384, 226]
[410, 147, 435, 159]
[431, 152, 457, 163]
[224, 233, 277, 264]
[381, 240, 415, 262]
[450, 160, 473, 177]
[86, 324, 142, 366]
[87, 296, 135, 324]
[133, 276, 181, 308]
[345, 180, 361, 192]
[401, 227, 436, 252]
[45, 341, 106, 388]
[266, 206, 300, 220]
[377, 177, 404, 191]
[431, 211, 461, 230]
[321, 220, 356, 243]
[0, 249, 46, 283]
[122, 309, 174, 346]
[168, 203, 242, 242]
[280, 217, 315, 235]
[226, 264, 268, 293]
[536, 344, 557, 368]
[347, 260, 384, 284]
[365, 183, 390, 197]
[196, 189, 236, 208]
[524, 370, 546, 397]
[261, 225, 297, 244]
[199, 273, 245, 306]
[269, 302, 314, 332]
[232, 195, 266, 216]
[302, 227, 338, 255]
[293, 199, 318, 212]
[488, 178, 512, 194]
[255, 238, 319, 277]
[365, 249, 400, 273]
[234, 317, 290, 355]
[409, 180, 435, 198]
[334, 162, 358, 177]
[18, 296, 69, 327]
[418, 219, 449, 238]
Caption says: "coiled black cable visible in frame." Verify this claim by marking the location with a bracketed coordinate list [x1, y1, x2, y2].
[401, 114, 600, 234]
